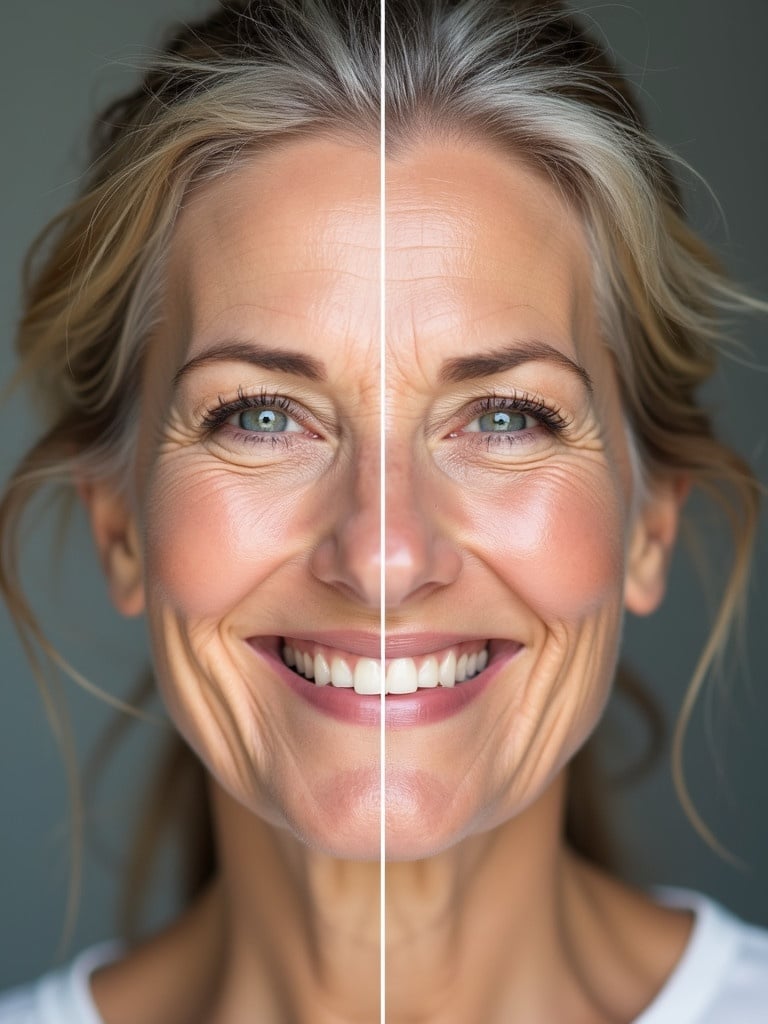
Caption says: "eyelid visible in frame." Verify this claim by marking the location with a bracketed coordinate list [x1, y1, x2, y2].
[201, 386, 320, 435]
[451, 391, 571, 436]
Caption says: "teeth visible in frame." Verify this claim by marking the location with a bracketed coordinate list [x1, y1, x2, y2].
[455, 653, 468, 683]
[281, 642, 490, 693]
[354, 658, 381, 695]
[283, 644, 296, 668]
[385, 658, 417, 695]
[417, 657, 439, 688]
[331, 655, 354, 688]
[438, 650, 456, 688]
[314, 652, 331, 686]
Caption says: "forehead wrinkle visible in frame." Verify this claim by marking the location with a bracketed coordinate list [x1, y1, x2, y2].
[384, 230, 596, 390]
[165, 244, 380, 368]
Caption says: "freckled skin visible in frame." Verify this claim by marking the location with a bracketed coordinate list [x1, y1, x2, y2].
[132, 138, 639, 861]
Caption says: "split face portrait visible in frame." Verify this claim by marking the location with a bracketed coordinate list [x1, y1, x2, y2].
[1, 2, 767, 1023]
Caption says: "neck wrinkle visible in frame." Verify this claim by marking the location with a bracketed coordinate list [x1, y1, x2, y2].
[210, 781, 382, 1024]
[384, 771, 574, 1022]
[208, 768, 580, 1023]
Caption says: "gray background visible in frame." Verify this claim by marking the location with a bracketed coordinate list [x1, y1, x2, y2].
[1, 0, 766, 988]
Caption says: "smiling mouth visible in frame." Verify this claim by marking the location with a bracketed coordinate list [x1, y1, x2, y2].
[280, 638, 491, 695]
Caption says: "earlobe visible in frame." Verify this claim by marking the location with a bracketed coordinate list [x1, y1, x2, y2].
[76, 478, 145, 617]
[624, 476, 689, 617]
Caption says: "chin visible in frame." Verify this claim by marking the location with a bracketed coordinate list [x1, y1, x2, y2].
[278, 765, 384, 862]
[381, 769, 480, 861]
[290, 818, 383, 862]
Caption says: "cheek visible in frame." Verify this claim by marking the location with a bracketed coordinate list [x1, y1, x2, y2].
[142, 460, 314, 618]
[460, 467, 626, 620]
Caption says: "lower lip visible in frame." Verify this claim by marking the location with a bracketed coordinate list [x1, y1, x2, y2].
[248, 640, 522, 727]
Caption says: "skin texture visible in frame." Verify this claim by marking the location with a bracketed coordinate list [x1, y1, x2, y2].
[84, 138, 692, 1023]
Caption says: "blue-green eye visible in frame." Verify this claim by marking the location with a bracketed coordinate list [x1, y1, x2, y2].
[202, 390, 312, 441]
[465, 409, 533, 433]
[236, 407, 298, 432]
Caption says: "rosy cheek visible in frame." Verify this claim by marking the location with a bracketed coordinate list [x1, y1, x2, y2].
[143, 465, 311, 619]
[460, 472, 625, 621]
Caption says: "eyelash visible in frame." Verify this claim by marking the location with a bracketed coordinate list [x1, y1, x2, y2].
[200, 387, 567, 450]
[455, 391, 570, 442]
[201, 386, 313, 444]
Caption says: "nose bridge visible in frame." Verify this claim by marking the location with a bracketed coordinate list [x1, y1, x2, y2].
[384, 448, 427, 600]
[345, 437, 383, 585]
[384, 442, 461, 608]
[310, 430, 461, 610]
[309, 435, 382, 607]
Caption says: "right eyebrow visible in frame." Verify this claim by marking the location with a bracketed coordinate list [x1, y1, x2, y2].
[439, 339, 594, 394]
[172, 340, 327, 390]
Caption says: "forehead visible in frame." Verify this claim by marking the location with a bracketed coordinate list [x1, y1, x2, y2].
[159, 136, 598, 375]
[162, 138, 382, 365]
[384, 141, 598, 376]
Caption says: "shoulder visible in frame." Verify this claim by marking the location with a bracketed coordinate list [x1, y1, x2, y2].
[638, 886, 768, 1024]
[702, 901, 768, 1021]
[0, 944, 119, 1024]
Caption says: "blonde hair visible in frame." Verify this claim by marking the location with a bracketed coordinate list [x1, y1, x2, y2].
[1, 0, 762, 939]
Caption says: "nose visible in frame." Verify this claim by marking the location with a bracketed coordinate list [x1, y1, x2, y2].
[309, 446, 461, 609]
[383, 460, 462, 608]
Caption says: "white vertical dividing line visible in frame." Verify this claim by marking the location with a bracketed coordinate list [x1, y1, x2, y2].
[378, 0, 386, 1022]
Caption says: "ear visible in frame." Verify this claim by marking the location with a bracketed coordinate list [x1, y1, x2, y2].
[76, 478, 145, 617]
[624, 475, 689, 617]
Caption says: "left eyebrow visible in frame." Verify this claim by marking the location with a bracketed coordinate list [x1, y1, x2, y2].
[172, 340, 327, 390]
[438, 340, 594, 394]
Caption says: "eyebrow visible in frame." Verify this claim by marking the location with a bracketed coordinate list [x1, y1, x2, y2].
[172, 340, 327, 389]
[439, 340, 594, 393]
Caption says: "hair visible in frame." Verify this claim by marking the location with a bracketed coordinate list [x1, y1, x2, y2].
[1, 0, 762, 942]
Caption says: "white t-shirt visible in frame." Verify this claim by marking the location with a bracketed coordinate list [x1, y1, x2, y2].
[1, 887, 767, 1022]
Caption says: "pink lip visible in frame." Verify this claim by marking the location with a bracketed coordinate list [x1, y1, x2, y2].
[247, 637, 523, 728]
[280, 630, 486, 659]
[281, 630, 381, 657]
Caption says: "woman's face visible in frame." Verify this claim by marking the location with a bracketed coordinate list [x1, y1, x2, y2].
[97, 137, 676, 860]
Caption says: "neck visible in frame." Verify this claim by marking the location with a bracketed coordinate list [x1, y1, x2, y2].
[202, 770, 613, 1023]
[93, 770, 695, 1024]
[384, 773, 579, 1021]
[209, 783, 381, 1022]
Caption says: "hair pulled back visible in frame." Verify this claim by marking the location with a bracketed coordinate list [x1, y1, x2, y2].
[1, 0, 761, 938]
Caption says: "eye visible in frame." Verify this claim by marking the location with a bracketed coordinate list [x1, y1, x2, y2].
[229, 406, 303, 433]
[446, 392, 570, 444]
[464, 409, 537, 433]
[200, 388, 316, 442]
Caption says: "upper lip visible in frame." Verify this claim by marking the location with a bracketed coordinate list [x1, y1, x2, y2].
[275, 631, 494, 659]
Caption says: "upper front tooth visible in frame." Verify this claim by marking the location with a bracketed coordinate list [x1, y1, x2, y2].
[302, 651, 315, 679]
[417, 656, 439, 688]
[314, 652, 331, 686]
[455, 653, 468, 682]
[330, 656, 354, 687]
[386, 658, 418, 694]
[354, 658, 381, 695]
[438, 650, 456, 687]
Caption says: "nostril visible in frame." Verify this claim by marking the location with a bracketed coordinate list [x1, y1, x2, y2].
[309, 536, 382, 607]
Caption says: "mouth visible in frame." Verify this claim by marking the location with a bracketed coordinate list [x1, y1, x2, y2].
[246, 633, 522, 726]
[281, 638, 491, 695]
